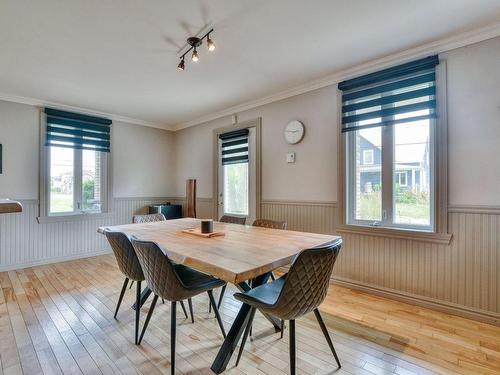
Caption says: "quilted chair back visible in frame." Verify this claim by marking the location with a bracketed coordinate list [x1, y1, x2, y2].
[132, 213, 166, 223]
[272, 239, 342, 320]
[220, 215, 246, 225]
[104, 230, 144, 281]
[252, 219, 288, 230]
[130, 238, 190, 301]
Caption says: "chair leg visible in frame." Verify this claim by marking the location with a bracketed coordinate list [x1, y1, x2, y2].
[314, 309, 341, 368]
[129, 280, 134, 289]
[180, 300, 188, 319]
[217, 284, 227, 309]
[114, 278, 129, 319]
[138, 294, 158, 345]
[270, 272, 276, 281]
[171, 301, 176, 375]
[289, 320, 296, 375]
[135, 280, 141, 345]
[235, 307, 256, 367]
[280, 319, 285, 339]
[187, 298, 194, 323]
[207, 290, 226, 338]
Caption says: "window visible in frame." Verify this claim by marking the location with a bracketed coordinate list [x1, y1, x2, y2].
[363, 149, 374, 165]
[339, 56, 439, 232]
[41, 108, 111, 219]
[219, 129, 249, 216]
[396, 171, 407, 187]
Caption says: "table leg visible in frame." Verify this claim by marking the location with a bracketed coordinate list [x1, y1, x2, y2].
[132, 286, 152, 311]
[211, 272, 280, 374]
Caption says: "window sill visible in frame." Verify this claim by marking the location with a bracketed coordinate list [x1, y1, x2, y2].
[336, 224, 452, 245]
[37, 212, 114, 224]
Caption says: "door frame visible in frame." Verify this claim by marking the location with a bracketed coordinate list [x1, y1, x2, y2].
[212, 118, 262, 221]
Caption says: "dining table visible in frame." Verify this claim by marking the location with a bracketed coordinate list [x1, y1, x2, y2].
[98, 217, 340, 374]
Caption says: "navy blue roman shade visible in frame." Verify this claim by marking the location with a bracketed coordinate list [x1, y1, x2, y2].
[338, 55, 439, 133]
[44, 108, 112, 152]
[219, 128, 249, 165]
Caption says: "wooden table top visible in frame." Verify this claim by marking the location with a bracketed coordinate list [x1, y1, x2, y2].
[99, 218, 339, 284]
[0, 199, 23, 214]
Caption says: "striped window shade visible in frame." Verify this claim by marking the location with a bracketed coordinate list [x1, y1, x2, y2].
[219, 128, 249, 165]
[44, 108, 112, 152]
[338, 55, 439, 133]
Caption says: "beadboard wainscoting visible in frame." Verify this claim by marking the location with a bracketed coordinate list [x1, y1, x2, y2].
[1, 198, 499, 324]
[0, 197, 175, 272]
[261, 200, 336, 234]
[260, 200, 500, 324]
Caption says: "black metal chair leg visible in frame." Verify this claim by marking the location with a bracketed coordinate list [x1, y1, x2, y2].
[129, 280, 134, 289]
[208, 290, 226, 338]
[235, 307, 256, 367]
[135, 280, 141, 345]
[314, 309, 341, 368]
[217, 284, 227, 309]
[188, 298, 194, 323]
[138, 294, 158, 345]
[180, 300, 188, 319]
[171, 301, 176, 375]
[114, 278, 129, 318]
[289, 320, 296, 375]
[280, 320, 285, 339]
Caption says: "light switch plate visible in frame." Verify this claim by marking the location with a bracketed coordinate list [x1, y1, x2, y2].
[286, 152, 296, 163]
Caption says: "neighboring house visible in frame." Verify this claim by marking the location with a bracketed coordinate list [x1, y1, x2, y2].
[358, 135, 429, 193]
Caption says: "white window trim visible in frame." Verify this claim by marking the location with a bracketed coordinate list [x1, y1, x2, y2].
[38, 111, 113, 223]
[338, 61, 451, 244]
[397, 171, 408, 187]
[363, 149, 374, 165]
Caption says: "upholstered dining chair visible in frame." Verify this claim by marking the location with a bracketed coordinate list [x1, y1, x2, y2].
[104, 230, 146, 345]
[253, 218, 288, 283]
[252, 218, 288, 230]
[131, 212, 194, 321]
[133, 213, 166, 223]
[131, 238, 227, 375]
[220, 215, 246, 225]
[211, 215, 246, 312]
[233, 239, 343, 374]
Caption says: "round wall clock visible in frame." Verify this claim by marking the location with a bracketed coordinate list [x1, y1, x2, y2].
[284, 120, 305, 144]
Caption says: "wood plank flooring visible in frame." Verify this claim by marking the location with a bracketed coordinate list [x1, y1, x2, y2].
[0, 254, 499, 375]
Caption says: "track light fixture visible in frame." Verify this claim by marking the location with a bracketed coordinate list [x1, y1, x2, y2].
[177, 57, 185, 70]
[177, 28, 215, 71]
[192, 47, 199, 62]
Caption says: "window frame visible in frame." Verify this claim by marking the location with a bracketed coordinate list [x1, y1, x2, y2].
[38, 112, 113, 223]
[338, 61, 451, 244]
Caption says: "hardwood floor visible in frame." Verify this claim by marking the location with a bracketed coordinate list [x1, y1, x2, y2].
[0, 255, 498, 375]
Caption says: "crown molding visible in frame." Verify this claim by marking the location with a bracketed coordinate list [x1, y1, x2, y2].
[0, 92, 172, 130]
[172, 20, 500, 131]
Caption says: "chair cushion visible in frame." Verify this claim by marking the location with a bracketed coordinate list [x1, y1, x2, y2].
[174, 264, 226, 292]
[233, 276, 286, 308]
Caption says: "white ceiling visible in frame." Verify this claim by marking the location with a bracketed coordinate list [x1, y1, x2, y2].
[1, 0, 500, 130]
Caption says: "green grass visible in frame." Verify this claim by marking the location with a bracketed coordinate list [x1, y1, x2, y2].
[50, 192, 73, 213]
[359, 192, 430, 225]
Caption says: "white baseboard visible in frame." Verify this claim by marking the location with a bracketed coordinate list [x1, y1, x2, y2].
[0, 249, 112, 272]
[332, 277, 500, 327]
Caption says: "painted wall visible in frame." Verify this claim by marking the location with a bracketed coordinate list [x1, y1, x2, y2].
[174, 36, 500, 207]
[0, 100, 177, 200]
[173, 37, 500, 322]
[0, 100, 177, 270]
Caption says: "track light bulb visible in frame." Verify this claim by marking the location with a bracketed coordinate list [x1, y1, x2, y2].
[207, 36, 215, 51]
[192, 48, 199, 62]
[177, 58, 185, 71]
